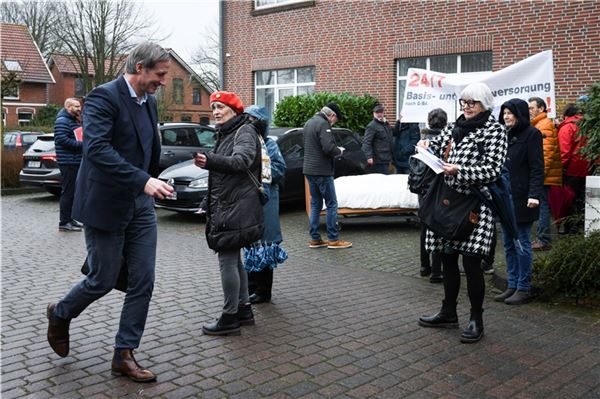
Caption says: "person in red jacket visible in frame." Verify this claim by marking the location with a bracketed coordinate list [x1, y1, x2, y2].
[558, 103, 590, 234]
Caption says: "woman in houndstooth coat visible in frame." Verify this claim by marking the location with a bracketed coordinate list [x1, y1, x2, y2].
[418, 82, 507, 344]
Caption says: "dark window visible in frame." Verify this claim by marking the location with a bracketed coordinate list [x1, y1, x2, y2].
[333, 130, 362, 151]
[172, 78, 184, 104]
[192, 88, 201, 104]
[22, 134, 39, 145]
[278, 133, 303, 159]
[181, 114, 192, 122]
[75, 78, 86, 97]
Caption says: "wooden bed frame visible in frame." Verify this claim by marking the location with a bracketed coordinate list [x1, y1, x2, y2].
[304, 178, 418, 217]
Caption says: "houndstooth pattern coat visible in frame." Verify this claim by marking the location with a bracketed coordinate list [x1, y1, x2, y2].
[425, 114, 507, 257]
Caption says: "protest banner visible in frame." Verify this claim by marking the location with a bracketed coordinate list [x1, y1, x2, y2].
[400, 50, 555, 123]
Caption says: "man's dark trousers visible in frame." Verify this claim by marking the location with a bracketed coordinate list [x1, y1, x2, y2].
[58, 164, 79, 225]
[54, 194, 156, 349]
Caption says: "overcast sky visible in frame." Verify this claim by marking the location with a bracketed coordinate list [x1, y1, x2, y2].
[139, 0, 219, 66]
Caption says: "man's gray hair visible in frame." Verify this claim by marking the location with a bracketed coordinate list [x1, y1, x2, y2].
[125, 42, 170, 74]
[460, 82, 495, 111]
[321, 106, 335, 117]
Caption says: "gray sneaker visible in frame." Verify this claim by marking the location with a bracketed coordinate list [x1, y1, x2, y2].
[59, 222, 82, 232]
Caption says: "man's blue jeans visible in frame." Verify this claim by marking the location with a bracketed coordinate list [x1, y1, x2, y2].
[306, 175, 338, 241]
[536, 185, 551, 245]
[502, 222, 533, 292]
[55, 194, 157, 349]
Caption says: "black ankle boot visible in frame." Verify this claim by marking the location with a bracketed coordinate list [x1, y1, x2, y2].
[237, 303, 255, 326]
[460, 309, 484, 343]
[420, 266, 432, 277]
[202, 313, 241, 336]
[418, 300, 459, 328]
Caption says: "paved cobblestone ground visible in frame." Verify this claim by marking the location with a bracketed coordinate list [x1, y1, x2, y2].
[2, 193, 599, 398]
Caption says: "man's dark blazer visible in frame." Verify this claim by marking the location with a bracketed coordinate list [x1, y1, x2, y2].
[72, 75, 161, 231]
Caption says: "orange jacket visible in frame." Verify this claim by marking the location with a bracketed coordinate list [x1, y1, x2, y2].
[532, 112, 562, 186]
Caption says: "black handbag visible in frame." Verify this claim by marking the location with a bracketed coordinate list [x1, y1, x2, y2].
[418, 174, 481, 241]
[417, 139, 481, 241]
[81, 256, 128, 293]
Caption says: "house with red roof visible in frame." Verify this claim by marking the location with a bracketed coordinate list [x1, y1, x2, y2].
[1, 23, 55, 128]
[48, 49, 212, 124]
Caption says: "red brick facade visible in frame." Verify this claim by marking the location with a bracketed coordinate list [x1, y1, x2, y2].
[222, 0, 600, 120]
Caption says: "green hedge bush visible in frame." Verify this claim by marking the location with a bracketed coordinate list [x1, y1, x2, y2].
[272, 92, 379, 134]
[533, 231, 600, 304]
[32, 104, 61, 127]
[578, 81, 600, 164]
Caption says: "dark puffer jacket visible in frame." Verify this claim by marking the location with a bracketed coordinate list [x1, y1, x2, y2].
[54, 108, 82, 165]
[499, 98, 544, 224]
[302, 112, 342, 176]
[203, 114, 264, 251]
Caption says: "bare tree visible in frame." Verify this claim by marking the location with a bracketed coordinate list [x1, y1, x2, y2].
[53, 0, 161, 93]
[0, 0, 62, 56]
[191, 24, 220, 92]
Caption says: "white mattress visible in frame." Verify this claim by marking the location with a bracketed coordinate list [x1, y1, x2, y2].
[323, 174, 419, 210]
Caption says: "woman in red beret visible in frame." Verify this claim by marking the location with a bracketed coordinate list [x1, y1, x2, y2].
[194, 91, 264, 335]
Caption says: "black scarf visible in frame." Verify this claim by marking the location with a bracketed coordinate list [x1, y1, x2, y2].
[452, 110, 491, 144]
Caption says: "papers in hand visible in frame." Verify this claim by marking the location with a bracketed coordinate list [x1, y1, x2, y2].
[411, 146, 444, 174]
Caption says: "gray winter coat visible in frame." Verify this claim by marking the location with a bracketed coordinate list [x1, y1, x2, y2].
[302, 113, 342, 176]
[362, 118, 394, 164]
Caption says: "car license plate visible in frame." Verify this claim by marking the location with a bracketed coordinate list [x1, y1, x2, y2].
[28, 161, 41, 168]
[166, 191, 177, 200]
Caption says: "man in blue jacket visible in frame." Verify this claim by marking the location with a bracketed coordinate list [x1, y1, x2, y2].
[46, 42, 174, 382]
[393, 115, 420, 174]
[54, 97, 83, 231]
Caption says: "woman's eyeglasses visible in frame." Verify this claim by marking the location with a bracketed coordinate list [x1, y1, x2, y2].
[459, 99, 479, 108]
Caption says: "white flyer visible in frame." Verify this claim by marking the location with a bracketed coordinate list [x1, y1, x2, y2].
[411, 146, 444, 174]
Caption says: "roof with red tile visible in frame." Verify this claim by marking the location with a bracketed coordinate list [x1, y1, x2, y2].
[1, 23, 54, 83]
[49, 53, 126, 76]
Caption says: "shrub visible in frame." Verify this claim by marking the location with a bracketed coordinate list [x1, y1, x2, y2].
[272, 92, 379, 134]
[32, 104, 61, 127]
[578, 81, 600, 163]
[533, 231, 600, 304]
[1, 148, 24, 188]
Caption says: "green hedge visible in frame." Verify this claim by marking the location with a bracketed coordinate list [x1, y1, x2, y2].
[533, 231, 600, 304]
[272, 92, 379, 134]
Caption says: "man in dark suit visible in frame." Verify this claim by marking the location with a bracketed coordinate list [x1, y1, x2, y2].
[46, 42, 174, 382]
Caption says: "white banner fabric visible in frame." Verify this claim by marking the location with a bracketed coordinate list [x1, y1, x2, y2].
[400, 50, 555, 123]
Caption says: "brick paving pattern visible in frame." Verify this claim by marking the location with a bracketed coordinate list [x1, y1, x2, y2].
[1, 193, 599, 398]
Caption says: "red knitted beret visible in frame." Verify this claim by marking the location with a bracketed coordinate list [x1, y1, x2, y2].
[210, 91, 244, 114]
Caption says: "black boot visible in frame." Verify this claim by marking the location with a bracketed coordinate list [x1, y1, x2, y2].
[418, 300, 459, 328]
[202, 313, 241, 336]
[237, 303, 255, 326]
[460, 309, 484, 343]
[420, 266, 432, 277]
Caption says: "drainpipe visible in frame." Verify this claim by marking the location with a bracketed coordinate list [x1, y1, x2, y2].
[219, 0, 225, 90]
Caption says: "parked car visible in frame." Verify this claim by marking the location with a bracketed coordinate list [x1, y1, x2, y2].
[158, 122, 216, 171]
[19, 134, 62, 196]
[154, 127, 368, 213]
[3, 131, 44, 151]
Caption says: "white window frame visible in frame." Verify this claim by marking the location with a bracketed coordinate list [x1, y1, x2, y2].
[17, 107, 34, 126]
[3, 60, 22, 72]
[255, 66, 315, 120]
[396, 52, 493, 118]
[254, 0, 307, 10]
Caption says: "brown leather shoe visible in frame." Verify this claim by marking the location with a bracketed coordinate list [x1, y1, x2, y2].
[46, 303, 70, 357]
[111, 349, 157, 383]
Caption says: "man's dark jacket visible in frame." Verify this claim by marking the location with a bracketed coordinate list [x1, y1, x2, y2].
[72, 75, 161, 231]
[302, 112, 341, 176]
[362, 118, 394, 165]
[393, 121, 420, 169]
[54, 108, 82, 165]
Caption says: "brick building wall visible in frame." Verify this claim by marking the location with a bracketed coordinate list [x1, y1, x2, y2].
[2, 82, 49, 127]
[223, 0, 600, 119]
[48, 64, 75, 106]
[162, 58, 212, 123]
